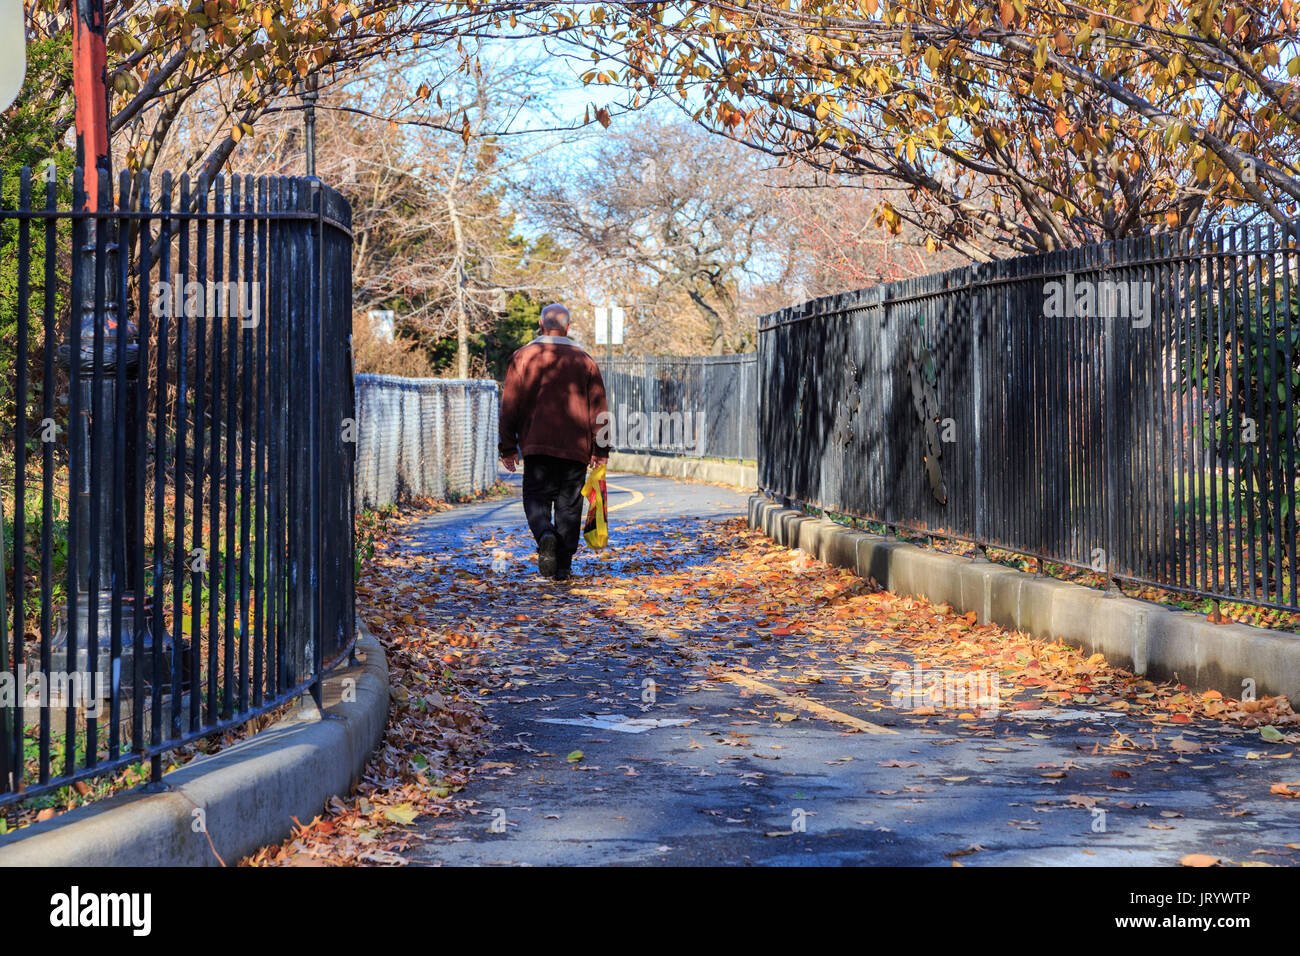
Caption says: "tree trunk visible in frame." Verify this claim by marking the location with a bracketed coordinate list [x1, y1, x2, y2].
[447, 168, 470, 378]
[687, 288, 726, 355]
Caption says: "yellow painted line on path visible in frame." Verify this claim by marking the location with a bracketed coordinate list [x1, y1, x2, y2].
[723, 673, 898, 735]
[606, 481, 644, 513]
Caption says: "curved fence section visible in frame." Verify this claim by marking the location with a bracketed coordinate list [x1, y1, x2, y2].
[354, 375, 499, 509]
[759, 226, 1299, 613]
[0, 169, 356, 807]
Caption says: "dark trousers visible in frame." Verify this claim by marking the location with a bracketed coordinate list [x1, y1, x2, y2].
[522, 454, 587, 563]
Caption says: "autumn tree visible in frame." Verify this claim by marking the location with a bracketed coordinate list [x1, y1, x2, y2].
[13, 0, 530, 202]
[523, 115, 788, 354]
[771, 176, 969, 295]
[525, 0, 1300, 256]
[225, 50, 568, 377]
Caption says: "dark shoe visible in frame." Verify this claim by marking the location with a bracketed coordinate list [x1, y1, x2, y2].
[554, 563, 572, 582]
[537, 532, 558, 578]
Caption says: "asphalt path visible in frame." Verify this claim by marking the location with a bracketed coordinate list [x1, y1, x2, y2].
[399, 472, 1300, 866]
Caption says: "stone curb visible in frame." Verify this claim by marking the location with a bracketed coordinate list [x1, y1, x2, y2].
[0, 626, 389, 866]
[608, 452, 757, 490]
[749, 495, 1300, 702]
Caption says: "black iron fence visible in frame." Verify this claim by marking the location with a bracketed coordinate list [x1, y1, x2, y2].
[600, 354, 757, 461]
[759, 225, 1300, 613]
[0, 167, 356, 807]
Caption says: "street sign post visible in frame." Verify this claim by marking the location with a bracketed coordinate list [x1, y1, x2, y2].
[72, 0, 111, 209]
[368, 309, 395, 343]
[594, 305, 625, 363]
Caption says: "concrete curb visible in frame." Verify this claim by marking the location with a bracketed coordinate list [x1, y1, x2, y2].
[0, 627, 389, 866]
[609, 452, 757, 490]
[749, 495, 1300, 702]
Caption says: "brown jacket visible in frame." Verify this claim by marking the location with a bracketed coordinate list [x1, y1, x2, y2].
[499, 336, 611, 463]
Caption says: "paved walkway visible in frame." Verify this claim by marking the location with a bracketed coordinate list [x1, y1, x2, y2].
[388, 473, 1300, 866]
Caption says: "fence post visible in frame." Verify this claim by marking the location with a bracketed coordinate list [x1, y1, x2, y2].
[1103, 243, 1122, 593]
[740, 355, 747, 462]
[875, 286, 897, 535]
[1, 497, 10, 795]
[756, 335, 765, 488]
[310, 179, 324, 705]
[434, 385, 447, 499]
[970, 264, 987, 557]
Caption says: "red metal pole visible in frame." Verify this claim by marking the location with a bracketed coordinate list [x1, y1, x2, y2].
[71, 0, 110, 210]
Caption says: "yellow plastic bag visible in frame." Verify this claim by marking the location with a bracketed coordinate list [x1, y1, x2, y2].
[581, 463, 608, 550]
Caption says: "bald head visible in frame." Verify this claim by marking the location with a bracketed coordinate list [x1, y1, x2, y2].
[540, 303, 571, 334]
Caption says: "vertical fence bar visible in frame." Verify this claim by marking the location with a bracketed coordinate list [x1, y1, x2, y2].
[286, 179, 304, 694]
[1209, 227, 1225, 594]
[1181, 230, 1199, 593]
[1, 491, 8, 798]
[209, 176, 225, 722]
[65, 167, 83, 781]
[1283, 225, 1298, 609]
[1250, 225, 1266, 603]
[1229, 226, 1246, 597]
[84, 166, 111, 769]
[38, 165, 57, 786]
[1264, 222, 1279, 604]
[1104, 244, 1120, 587]
[310, 181, 324, 705]
[238, 176, 254, 715]
[108, 168, 128, 762]
[137, 170, 159, 780]
[253, 177, 268, 707]
[193, 174, 209, 731]
[178, 175, 198, 737]
[272, 178, 287, 698]
[10, 168, 31, 793]
[223, 177, 239, 720]
[162, 172, 185, 744]
[138, 170, 161, 778]
[269, 179, 283, 699]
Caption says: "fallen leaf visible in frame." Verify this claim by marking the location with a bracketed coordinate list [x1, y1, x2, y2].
[381, 804, 419, 826]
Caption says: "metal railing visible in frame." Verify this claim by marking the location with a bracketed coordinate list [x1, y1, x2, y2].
[354, 375, 500, 509]
[759, 225, 1300, 613]
[600, 354, 757, 461]
[0, 167, 356, 806]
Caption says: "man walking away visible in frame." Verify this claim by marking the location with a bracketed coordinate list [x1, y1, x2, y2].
[499, 303, 610, 581]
